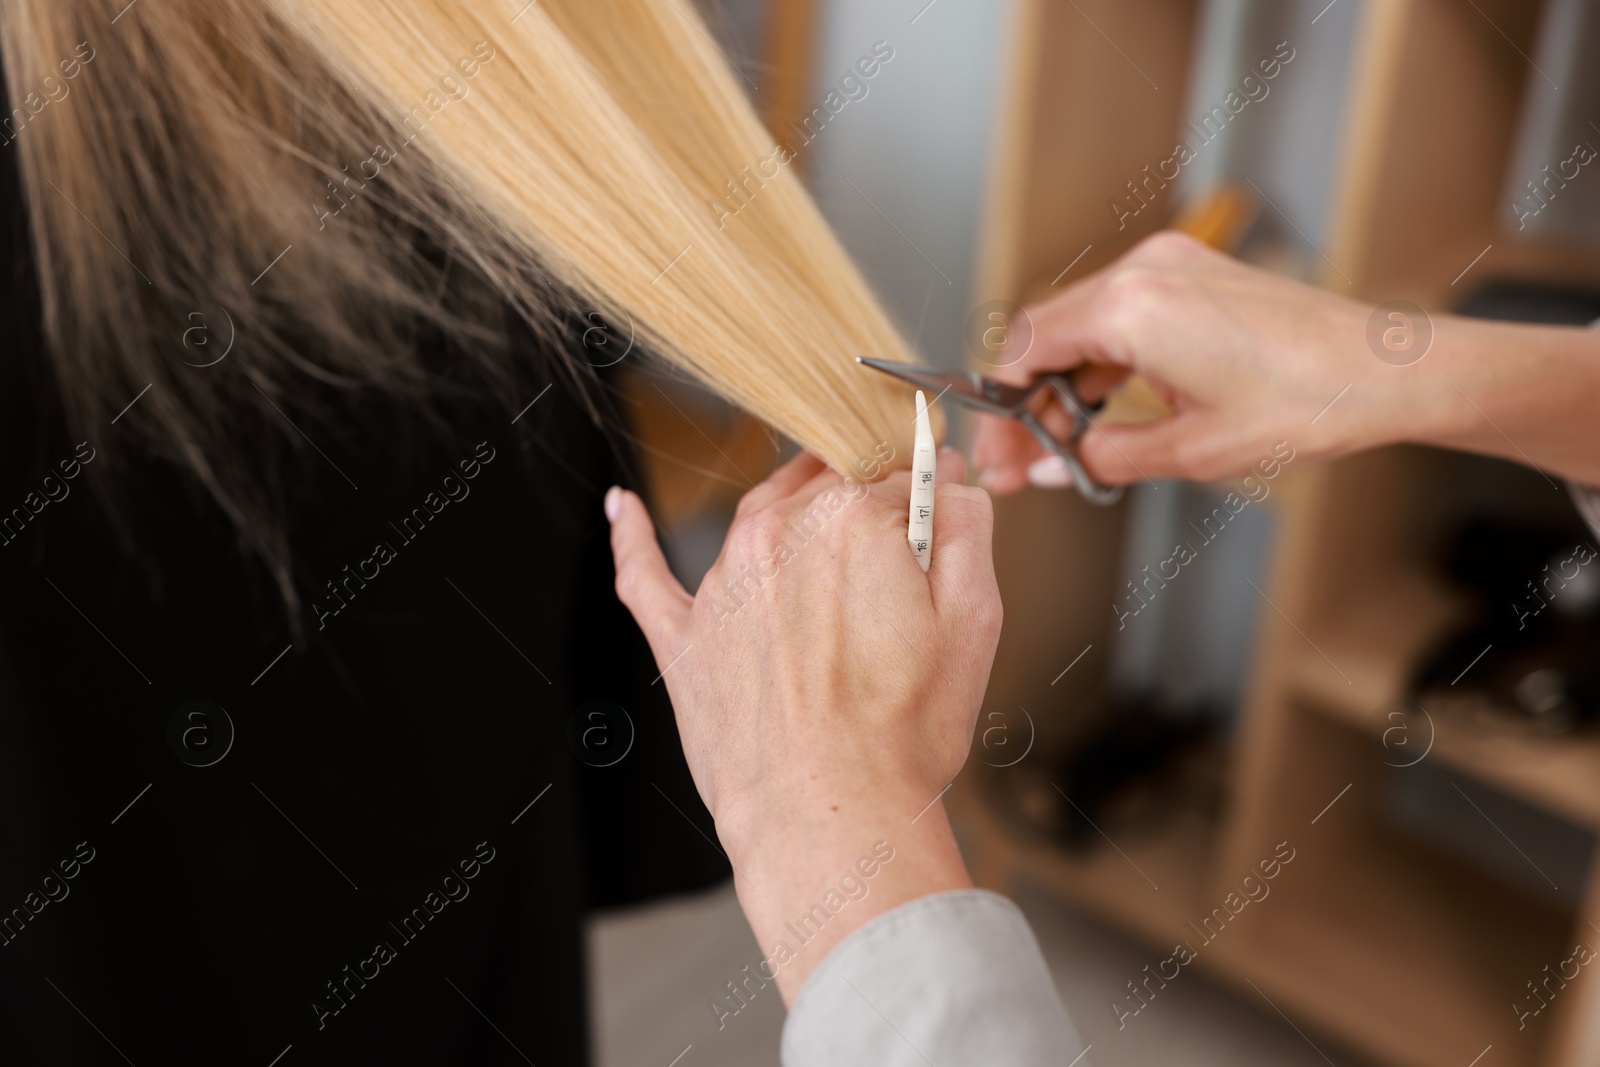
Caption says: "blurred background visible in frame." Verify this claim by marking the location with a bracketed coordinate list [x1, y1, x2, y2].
[594, 1, 1600, 1065]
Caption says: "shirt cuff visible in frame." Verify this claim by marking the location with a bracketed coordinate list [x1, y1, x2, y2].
[780, 888, 1087, 1067]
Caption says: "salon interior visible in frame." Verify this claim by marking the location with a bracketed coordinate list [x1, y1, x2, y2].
[592, 1, 1600, 1065]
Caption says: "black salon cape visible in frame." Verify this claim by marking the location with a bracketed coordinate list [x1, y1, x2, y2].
[0, 133, 725, 1064]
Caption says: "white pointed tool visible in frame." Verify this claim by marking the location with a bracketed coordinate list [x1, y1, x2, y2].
[908, 390, 935, 572]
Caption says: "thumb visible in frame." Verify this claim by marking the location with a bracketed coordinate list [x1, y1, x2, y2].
[606, 487, 692, 655]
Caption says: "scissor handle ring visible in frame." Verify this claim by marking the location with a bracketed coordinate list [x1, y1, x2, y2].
[1018, 380, 1124, 506]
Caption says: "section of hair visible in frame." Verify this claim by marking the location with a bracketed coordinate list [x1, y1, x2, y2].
[0, 0, 928, 613]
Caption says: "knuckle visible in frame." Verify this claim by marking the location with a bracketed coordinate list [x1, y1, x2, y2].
[732, 486, 768, 523]
[1171, 435, 1220, 481]
[1101, 265, 1159, 312]
[1168, 435, 1201, 476]
[940, 484, 995, 532]
[613, 562, 640, 605]
[732, 504, 789, 553]
[823, 490, 880, 541]
[1096, 267, 1163, 348]
[941, 483, 992, 512]
[1135, 228, 1201, 261]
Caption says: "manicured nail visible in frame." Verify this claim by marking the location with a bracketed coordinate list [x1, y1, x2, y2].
[1027, 455, 1073, 488]
[604, 486, 623, 522]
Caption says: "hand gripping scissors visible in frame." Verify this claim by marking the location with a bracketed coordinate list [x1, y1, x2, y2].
[856, 357, 1123, 505]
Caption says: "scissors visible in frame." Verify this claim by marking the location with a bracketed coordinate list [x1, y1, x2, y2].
[856, 357, 1123, 505]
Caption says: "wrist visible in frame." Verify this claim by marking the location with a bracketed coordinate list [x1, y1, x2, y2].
[1293, 292, 1428, 461]
[713, 753, 944, 873]
[1347, 312, 1600, 485]
[1381, 314, 1492, 451]
[1318, 307, 1482, 459]
[719, 779, 972, 1004]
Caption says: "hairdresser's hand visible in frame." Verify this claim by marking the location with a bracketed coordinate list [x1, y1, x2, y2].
[974, 231, 1397, 491]
[605, 451, 999, 1000]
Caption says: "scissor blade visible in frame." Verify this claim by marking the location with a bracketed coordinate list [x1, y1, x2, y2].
[855, 358, 1020, 415]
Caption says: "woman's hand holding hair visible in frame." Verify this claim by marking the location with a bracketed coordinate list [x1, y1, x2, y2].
[605, 450, 1000, 1002]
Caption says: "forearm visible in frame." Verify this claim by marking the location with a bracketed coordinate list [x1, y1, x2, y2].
[727, 787, 972, 1005]
[1388, 315, 1600, 485]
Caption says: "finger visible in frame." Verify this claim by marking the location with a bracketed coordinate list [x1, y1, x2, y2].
[1034, 392, 1082, 441]
[606, 487, 693, 652]
[862, 460, 984, 572]
[772, 469, 877, 540]
[926, 484, 1000, 629]
[1005, 231, 1214, 392]
[1076, 414, 1226, 485]
[1074, 363, 1133, 405]
[972, 401, 1078, 495]
[992, 273, 1118, 387]
[786, 447, 966, 529]
[970, 413, 1025, 471]
[732, 450, 827, 521]
[783, 465, 856, 515]
[935, 446, 968, 486]
[971, 415, 1040, 495]
[1025, 453, 1076, 490]
[868, 469, 912, 510]
[1020, 398, 1120, 490]
[980, 464, 1029, 496]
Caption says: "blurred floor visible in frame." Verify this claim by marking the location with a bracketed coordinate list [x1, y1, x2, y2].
[588, 880, 1381, 1067]
[588, 880, 784, 1067]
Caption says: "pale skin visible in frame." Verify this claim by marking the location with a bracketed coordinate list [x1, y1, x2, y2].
[606, 449, 998, 1002]
[975, 230, 1600, 491]
[605, 230, 1600, 1008]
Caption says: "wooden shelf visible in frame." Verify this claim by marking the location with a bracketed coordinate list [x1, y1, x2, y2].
[1306, 683, 1600, 831]
[955, 768, 1572, 1067]
[1287, 570, 1600, 830]
[951, 775, 1215, 951]
[1287, 567, 1467, 711]
[1405, 230, 1600, 314]
[973, 0, 1203, 305]
[1221, 823, 1572, 1067]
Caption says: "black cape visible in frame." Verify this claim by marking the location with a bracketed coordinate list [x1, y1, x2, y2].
[0, 110, 726, 1065]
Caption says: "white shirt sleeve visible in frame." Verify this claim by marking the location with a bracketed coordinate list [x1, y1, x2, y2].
[780, 888, 1089, 1067]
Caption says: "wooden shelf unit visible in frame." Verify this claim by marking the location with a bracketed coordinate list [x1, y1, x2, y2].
[955, 757, 1575, 1067]
[957, 777, 1218, 951]
[959, 2, 1600, 1067]
[1288, 577, 1600, 832]
[1229, 801, 1574, 1067]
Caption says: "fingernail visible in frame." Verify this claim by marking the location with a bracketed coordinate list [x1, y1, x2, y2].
[1027, 455, 1073, 488]
[978, 469, 1002, 490]
[604, 486, 623, 522]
